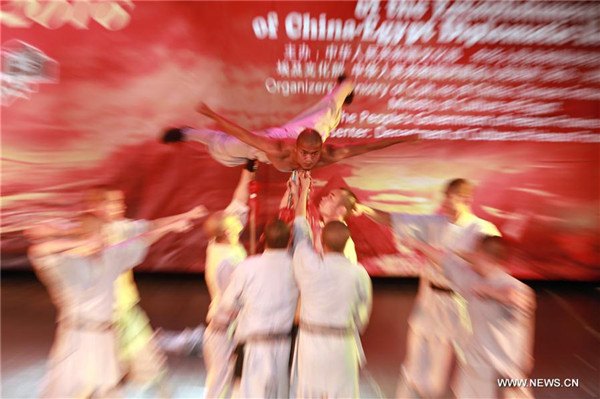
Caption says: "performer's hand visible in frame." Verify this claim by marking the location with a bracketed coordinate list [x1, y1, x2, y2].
[352, 203, 369, 217]
[196, 102, 216, 119]
[172, 219, 193, 233]
[288, 176, 299, 199]
[187, 205, 208, 220]
[298, 170, 311, 192]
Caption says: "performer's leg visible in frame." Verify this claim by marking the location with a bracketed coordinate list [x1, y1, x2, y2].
[453, 362, 498, 399]
[115, 305, 171, 396]
[164, 127, 268, 167]
[184, 127, 269, 166]
[263, 79, 355, 142]
[397, 328, 454, 398]
[203, 328, 236, 399]
[241, 341, 291, 399]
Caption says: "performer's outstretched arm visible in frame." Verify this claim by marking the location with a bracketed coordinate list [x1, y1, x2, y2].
[150, 205, 207, 230]
[319, 134, 419, 166]
[232, 165, 254, 205]
[196, 102, 282, 155]
[295, 171, 311, 219]
[353, 203, 392, 227]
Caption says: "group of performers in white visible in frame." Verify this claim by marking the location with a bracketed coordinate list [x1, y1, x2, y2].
[27, 76, 536, 398]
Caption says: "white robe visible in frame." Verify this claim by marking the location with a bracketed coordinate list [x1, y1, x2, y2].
[392, 211, 501, 397]
[216, 249, 299, 398]
[203, 199, 248, 399]
[292, 217, 372, 399]
[30, 239, 148, 398]
[443, 262, 535, 399]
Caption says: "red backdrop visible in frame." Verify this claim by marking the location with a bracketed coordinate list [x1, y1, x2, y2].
[1, 1, 598, 280]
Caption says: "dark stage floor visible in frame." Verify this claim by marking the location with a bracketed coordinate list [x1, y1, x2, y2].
[1, 272, 599, 398]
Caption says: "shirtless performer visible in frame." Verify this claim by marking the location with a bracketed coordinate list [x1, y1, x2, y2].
[162, 76, 417, 172]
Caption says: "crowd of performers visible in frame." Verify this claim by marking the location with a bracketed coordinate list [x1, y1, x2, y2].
[26, 76, 536, 398]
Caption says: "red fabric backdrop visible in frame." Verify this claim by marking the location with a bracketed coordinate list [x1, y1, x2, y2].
[1, 1, 598, 279]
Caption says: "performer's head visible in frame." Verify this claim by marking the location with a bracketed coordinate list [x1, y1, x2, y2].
[474, 235, 507, 275]
[319, 188, 357, 222]
[440, 178, 473, 222]
[263, 218, 290, 249]
[77, 211, 105, 254]
[295, 129, 323, 170]
[83, 185, 126, 222]
[203, 211, 244, 245]
[322, 221, 351, 254]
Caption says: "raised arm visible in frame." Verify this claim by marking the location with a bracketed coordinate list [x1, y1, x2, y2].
[295, 171, 311, 219]
[231, 165, 254, 205]
[279, 172, 299, 210]
[196, 102, 282, 155]
[319, 134, 419, 166]
[291, 172, 312, 249]
[150, 205, 207, 230]
[142, 218, 193, 246]
[353, 203, 392, 227]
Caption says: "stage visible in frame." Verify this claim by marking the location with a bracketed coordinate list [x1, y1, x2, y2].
[1, 272, 598, 398]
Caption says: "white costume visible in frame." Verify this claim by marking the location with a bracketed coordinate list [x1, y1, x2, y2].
[442, 262, 535, 399]
[393, 211, 501, 398]
[203, 199, 248, 399]
[216, 248, 299, 398]
[30, 239, 148, 398]
[104, 219, 168, 385]
[185, 81, 354, 167]
[292, 217, 372, 399]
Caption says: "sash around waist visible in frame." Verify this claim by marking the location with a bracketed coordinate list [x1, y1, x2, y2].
[59, 318, 114, 332]
[299, 321, 354, 336]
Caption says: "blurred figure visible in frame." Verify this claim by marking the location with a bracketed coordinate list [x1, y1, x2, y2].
[163, 77, 416, 172]
[27, 186, 207, 395]
[407, 236, 536, 399]
[356, 178, 501, 398]
[84, 186, 207, 395]
[280, 175, 358, 263]
[447, 236, 535, 399]
[28, 212, 192, 398]
[201, 164, 254, 399]
[291, 171, 372, 398]
[214, 219, 298, 398]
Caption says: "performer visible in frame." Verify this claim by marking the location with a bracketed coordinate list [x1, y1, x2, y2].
[84, 186, 206, 394]
[162, 76, 417, 172]
[28, 212, 192, 398]
[202, 163, 254, 399]
[356, 178, 501, 398]
[407, 235, 536, 399]
[291, 171, 372, 398]
[27, 186, 207, 395]
[214, 219, 298, 398]
[281, 178, 358, 263]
